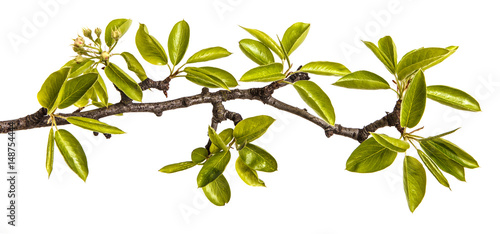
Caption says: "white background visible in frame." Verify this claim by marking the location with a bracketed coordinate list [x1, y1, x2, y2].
[0, 0, 499, 233]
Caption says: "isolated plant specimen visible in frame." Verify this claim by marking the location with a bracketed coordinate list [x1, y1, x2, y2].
[0, 19, 481, 212]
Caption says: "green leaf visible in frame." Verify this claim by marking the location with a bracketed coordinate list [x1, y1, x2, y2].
[240, 63, 285, 82]
[72, 87, 93, 108]
[67, 116, 125, 134]
[46, 128, 54, 178]
[233, 115, 275, 145]
[370, 133, 409, 152]
[300, 61, 350, 76]
[208, 126, 228, 152]
[191, 147, 208, 164]
[210, 128, 234, 153]
[400, 69, 426, 128]
[186, 47, 231, 63]
[333, 70, 390, 90]
[104, 63, 143, 102]
[378, 36, 397, 70]
[135, 23, 168, 65]
[346, 137, 398, 173]
[92, 70, 109, 106]
[197, 150, 231, 188]
[62, 59, 94, 78]
[238, 143, 277, 172]
[54, 129, 88, 182]
[239, 39, 275, 65]
[105, 18, 132, 47]
[240, 26, 284, 59]
[158, 161, 196, 173]
[202, 174, 231, 206]
[184, 67, 229, 90]
[37, 68, 70, 112]
[417, 149, 450, 188]
[168, 20, 190, 66]
[195, 67, 238, 87]
[236, 157, 265, 187]
[120, 52, 148, 81]
[293, 80, 336, 125]
[403, 156, 426, 212]
[56, 73, 98, 109]
[397, 47, 457, 80]
[362, 40, 395, 74]
[419, 140, 465, 181]
[426, 85, 481, 112]
[282, 22, 310, 55]
[420, 128, 460, 141]
[428, 138, 479, 169]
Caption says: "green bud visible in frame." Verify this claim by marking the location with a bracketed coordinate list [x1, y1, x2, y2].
[101, 51, 110, 61]
[82, 28, 92, 39]
[94, 28, 102, 37]
[74, 36, 85, 47]
[111, 29, 122, 41]
[75, 55, 85, 63]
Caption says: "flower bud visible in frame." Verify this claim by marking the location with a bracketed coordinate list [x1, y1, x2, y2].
[75, 55, 85, 63]
[94, 28, 102, 37]
[82, 28, 92, 39]
[111, 29, 122, 41]
[74, 36, 85, 47]
[101, 51, 110, 61]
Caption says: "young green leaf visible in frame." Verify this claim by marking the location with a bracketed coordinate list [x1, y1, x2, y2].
[419, 140, 465, 181]
[417, 149, 450, 188]
[56, 73, 98, 109]
[46, 128, 55, 178]
[202, 174, 231, 206]
[370, 133, 409, 152]
[210, 128, 234, 154]
[378, 36, 398, 71]
[240, 26, 284, 59]
[135, 23, 168, 65]
[208, 126, 228, 152]
[184, 67, 229, 90]
[400, 69, 426, 128]
[104, 63, 143, 102]
[194, 67, 238, 87]
[397, 47, 457, 80]
[420, 128, 460, 141]
[63, 59, 94, 78]
[362, 40, 395, 74]
[37, 68, 70, 112]
[197, 150, 231, 188]
[333, 70, 390, 90]
[120, 52, 148, 81]
[346, 137, 398, 173]
[238, 143, 277, 172]
[92, 70, 109, 106]
[159, 161, 197, 173]
[186, 47, 231, 63]
[293, 80, 336, 125]
[54, 129, 88, 182]
[168, 20, 190, 66]
[403, 156, 427, 213]
[300, 61, 350, 76]
[429, 138, 479, 169]
[426, 85, 481, 112]
[67, 116, 125, 134]
[239, 39, 275, 65]
[236, 157, 265, 187]
[192, 147, 209, 164]
[240, 63, 285, 82]
[72, 87, 92, 108]
[233, 115, 275, 145]
[105, 18, 132, 47]
[282, 22, 310, 55]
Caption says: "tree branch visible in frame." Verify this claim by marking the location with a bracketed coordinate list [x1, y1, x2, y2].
[0, 72, 401, 143]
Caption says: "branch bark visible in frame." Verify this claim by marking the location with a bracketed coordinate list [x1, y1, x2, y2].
[0, 72, 401, 143]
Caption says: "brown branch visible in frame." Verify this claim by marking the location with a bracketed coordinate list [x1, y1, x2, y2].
[0, 72, 401, 143]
